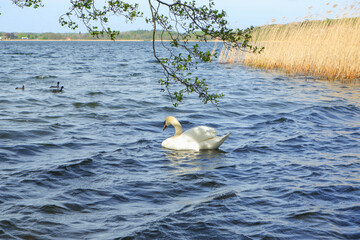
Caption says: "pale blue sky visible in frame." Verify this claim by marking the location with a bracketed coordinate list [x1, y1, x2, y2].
[0, 0, 348, 33]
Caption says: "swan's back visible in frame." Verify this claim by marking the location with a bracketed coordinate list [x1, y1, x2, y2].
[182, 126, 217, 142]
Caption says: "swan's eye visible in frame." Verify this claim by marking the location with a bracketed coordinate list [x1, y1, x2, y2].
[163, 120, 166, 126]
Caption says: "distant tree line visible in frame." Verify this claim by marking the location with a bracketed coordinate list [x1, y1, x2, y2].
[0, 30, 206, 40]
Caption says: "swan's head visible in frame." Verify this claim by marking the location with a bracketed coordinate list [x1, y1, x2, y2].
[163, 116, 181, 131]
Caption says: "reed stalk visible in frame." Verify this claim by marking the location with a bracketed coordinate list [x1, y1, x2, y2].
[220, 3, 360, 82]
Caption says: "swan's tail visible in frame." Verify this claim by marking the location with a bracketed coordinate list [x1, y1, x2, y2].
[216, 132, 231, 148]
[218, 132, 231, 147]
[200, 132, 231, 150]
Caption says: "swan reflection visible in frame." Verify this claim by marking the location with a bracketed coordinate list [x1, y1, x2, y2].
[162, 148, 227, 175]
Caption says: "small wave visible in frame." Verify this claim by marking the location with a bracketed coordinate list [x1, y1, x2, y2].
[273, 76, 287, 81]
[212, 190, 238, 201]
[40, 204, 67, 214]
[33, 75, 58, 79]
[0, 220, 18, 234]
[97, 194, 130, 206]
[66, 188, 110, 200]
[0, 129, 53, 141]
[241, 114, 266, 122]
[322, 104, 360, 114]
[276, 135, 308, 149]
[337, 205, 360, 212]
[73, 101, 103, 109]
[265, 117, 295, 125]
[86, 91, 104, 96]
[128, 72, 142, 77]
[178, 172, 207, 181]
[2, 142, 57, 157]
[44, 158, 95, 181]
[61, 158, 94, 169]
[286, 210, 327, 220]
[0, 99, 11, 104]
[233, 145, 273, 154]
[297, 104, 360, 125]
[63, 202, 86, 212]
[281, 184, 359, 204]
[5, 52, 34, 56]
[0, 152, 12, 163]
[195, 180, 225, 188]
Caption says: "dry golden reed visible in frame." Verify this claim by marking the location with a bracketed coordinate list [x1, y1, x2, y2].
[220, 2, 360, 81]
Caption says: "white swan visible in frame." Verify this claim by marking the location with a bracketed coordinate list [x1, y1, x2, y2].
[162, 116, 231, 151]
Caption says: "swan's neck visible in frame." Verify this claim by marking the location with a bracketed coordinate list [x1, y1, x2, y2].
[172, 122, 183, 137]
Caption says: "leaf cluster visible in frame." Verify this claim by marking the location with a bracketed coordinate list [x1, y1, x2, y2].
[11, 0, 43, 9]
[59, 0, 142, 40]
[147, 0, 258, 106]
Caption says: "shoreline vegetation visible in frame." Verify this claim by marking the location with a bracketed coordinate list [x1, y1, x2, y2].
[219, 15, 360, 82]
[219, 1, 360, 82]
[0, 30, 205, 41]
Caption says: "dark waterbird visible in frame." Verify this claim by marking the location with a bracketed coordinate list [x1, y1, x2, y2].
[52, 86, 64, 93]
[50, 82, 60, 88]
[15, 84, 25, 90]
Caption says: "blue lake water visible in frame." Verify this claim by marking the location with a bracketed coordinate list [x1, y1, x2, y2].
[0, 41, 360, 239]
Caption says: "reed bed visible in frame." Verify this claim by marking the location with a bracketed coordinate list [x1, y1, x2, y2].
[220, 3, 360, 82]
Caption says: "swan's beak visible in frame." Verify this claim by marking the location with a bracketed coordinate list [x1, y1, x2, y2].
[163, 121, 167, 131]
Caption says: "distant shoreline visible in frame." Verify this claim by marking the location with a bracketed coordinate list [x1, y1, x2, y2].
[0, 39, 147, 42]
[0, 39, 216, 42]
[0, 30, 216, 42]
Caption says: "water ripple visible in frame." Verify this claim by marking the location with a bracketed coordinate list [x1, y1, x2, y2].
[0, 41, 359, 240]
